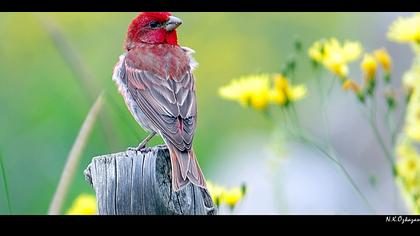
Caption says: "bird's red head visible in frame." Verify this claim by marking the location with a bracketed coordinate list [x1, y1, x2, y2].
[125, 12, 182, 49]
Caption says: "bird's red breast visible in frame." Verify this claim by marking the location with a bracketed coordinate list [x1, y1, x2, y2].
[125, 44, 190, 79]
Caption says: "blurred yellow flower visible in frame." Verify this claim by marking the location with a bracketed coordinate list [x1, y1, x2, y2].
[207, 181, 227, 206]
[221, 187, 244, 209]
[206, 181, 246, 210]
[403, 63, 420, 93]
[388, 13, 420, 44]
[406, 124, 420, 142]
[395, 137, 420, 212]
[396, 139, 420, 194]
[66, 194, 97, 215]
[269, 74, 307, 106]
[308, 38, 363, 78]
[361, 53, 377, 80]
[342, 79, 361, 93]
[323, 56, 349, 79]
[404, 88, 420, 141]
[374, 48, 392, 72]
[219, 74, 271, 110]
[341, 41, 364, 61]
[342, 79, 364, 102]
[398, 154, 420, 182]
[308, 40, 324, 63]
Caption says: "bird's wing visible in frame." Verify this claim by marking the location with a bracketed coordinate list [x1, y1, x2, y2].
[118, 49, 197, 151]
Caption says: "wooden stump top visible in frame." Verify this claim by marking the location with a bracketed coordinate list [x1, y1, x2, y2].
[84, 145, 216, 215]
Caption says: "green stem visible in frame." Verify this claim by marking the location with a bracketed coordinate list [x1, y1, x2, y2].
[284, 108, 375, 213]
[298, 135, 375, 213]
[326, 76, 337, 97]
[385, 106, 398, 147]
[0, 151, 12, 214]
[316, 72, 334, 149]
[369, 96, 396, 173]
[392, 98, 408, 146]
[385, 108, 392, 143]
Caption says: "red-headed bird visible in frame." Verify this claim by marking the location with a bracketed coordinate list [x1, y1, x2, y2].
[112, 12, 206, 191]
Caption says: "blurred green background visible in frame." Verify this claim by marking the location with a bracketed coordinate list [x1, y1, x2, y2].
[0, 13, 412, 214]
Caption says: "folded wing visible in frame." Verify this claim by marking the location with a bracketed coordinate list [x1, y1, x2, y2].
[120, 48, 197, 152]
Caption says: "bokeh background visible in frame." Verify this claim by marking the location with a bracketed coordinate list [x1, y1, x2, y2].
[0, 12, 414, 214]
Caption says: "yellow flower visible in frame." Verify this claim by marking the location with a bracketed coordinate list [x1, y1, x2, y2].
[206, 181, 226, 206]
[308, 38, 363, 78]
[395, 137, 420, 213]
[403, 63, 420, 93]
[406, 125, 420, 142]
[374, 48, 392, 72]
[342, 79, 361, 93]
[221, 187, 244, 209]
[207, 181, 246, 209]
[308, 40, 324, 63]
[342, 79, 365, 102]
[388, 14, 420, 44]
[396, 141, 420, 181]
[404, 89, 420, 141]
[66, 194, 97, 215]
[323, 55, 349, 78]
[269, 74, 307, 106]
[342, 41, 364, 61]
[219, 74, 271, 110]
[361, 53, 377, 80]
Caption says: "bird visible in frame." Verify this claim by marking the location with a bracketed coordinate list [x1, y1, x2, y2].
[112, 12, 206, 191]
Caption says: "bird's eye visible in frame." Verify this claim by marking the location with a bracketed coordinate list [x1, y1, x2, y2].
[149, 21, 160, 29]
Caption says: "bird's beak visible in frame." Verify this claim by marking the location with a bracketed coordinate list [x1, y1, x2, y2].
[165, 16, 182, 31]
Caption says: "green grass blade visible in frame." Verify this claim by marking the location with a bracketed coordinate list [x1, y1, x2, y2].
[0, 151, 12, 214]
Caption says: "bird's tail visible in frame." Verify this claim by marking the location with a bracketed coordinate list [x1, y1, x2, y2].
[167, 143, 207, 191]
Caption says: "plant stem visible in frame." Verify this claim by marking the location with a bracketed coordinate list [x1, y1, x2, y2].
[284, 107, 375, 213]
[48, 92, 104, 215]
[369, 96, 396, 173]
[326, 76, 337, 97]
[36, 14, 117, 152]
[0, 151, 12, 214]
[298, 134, 375, 213]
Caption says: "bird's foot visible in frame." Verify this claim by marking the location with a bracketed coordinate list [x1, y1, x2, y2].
[127, 146, 138, 152]
[127, 131, 157, 152]
[127, 144, 146, 152]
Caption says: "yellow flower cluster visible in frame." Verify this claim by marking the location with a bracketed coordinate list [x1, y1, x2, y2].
[388, 13, 420, 44]
[207, 181, 246, 209]
[66, 194, 97, 215]
[341, 48, 393, 102]
[394, 26, 420, 213]
[219, 74, 306, 110]
[269, 74, 307, 106]
[308, 38, 363, 78]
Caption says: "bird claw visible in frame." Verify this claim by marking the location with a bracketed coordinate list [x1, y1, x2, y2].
[127, 146, 139, 152]
[127, 132, 156, 152]
[127, 144, 146, 152]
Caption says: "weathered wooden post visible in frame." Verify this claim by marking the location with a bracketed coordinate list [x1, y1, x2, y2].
[84, 145, 216, 215]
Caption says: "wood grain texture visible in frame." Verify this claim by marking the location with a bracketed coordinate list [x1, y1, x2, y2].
[84, 145, 216, 215]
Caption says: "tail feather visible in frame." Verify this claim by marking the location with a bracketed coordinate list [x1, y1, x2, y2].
[187, 150, 204, 185]
[167, 144, 206, 191]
